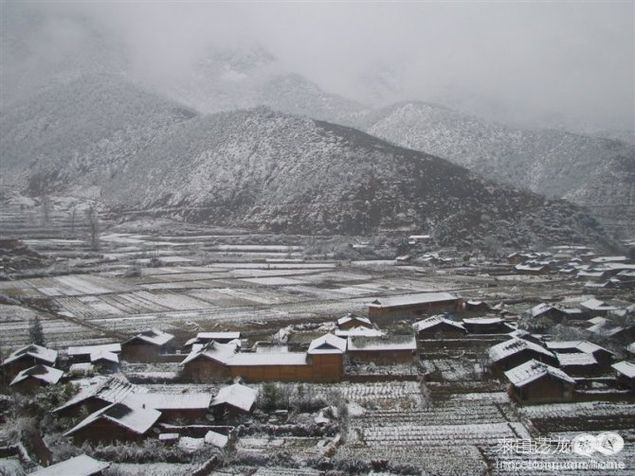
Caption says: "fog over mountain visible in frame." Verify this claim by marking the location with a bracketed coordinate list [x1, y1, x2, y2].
[1, 1, 633, 240]
[2, 1, 633, 133]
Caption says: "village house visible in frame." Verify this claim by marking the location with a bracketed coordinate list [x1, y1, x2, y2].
[68, 343, 121, 364]
[180, 340, 241, 382]
[525, 303, 568, 324]
[413, 315, 466, 339]
[464, 300, 491, 313]
[336, 314, 373, 330]
[10, 364, 64, 393]
[211, 382, 258, 419]
[462, 317, 513, 334]
[125, 393, 212, 423]
[347, 335, 417, 365]
[368, 292, 461, 319]
[555, 352, 602, 377]
[504, 359, 575, 404]
[611, 361, 635, 392]
[334, 314, 384, 338]
[30, 454, 110, 476]
[53, 376, 138, 418]
[181, 334, 346, 383]
[489, 338, 557, 376]
[580, 298, 618, 317]
[306, 334, 347, 380]
[90, 350, 120, 373]
[514, 263, 548, 274]
[1, 344, 58, 379]
[183, 332, 241, 350]
[64, 402, 161, 444]
[545, 341, 615, 370]
[121, 329, 175, 362]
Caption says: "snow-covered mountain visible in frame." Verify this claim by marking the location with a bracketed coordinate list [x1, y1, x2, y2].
[0, 76, 612, 249]
[341, 102, 635, 235]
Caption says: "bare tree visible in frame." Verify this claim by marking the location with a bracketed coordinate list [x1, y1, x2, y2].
[40, 194, 51, 226]
[86, 204, 100, 251]
[70, 207, 77, 236]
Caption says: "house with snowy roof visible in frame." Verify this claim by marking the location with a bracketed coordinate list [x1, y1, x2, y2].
[68, 343, 121, 364]
[504, 359, 575, 404]
[124, 392, 212, 423]
[413, 315, 466, 339]
[347, 334, 417, 365]
[183, 332, 242, 350]
[462, 317, 513, 334]
[545, 340, 615, 369]
[555, 352, 602, 377]
[612, 361, 635, 391]
[525, 303, 568, 323]
[489, 338, 557, 376]
[180, 334, 345, 383]
[580, 298, 618, 316]
[30, 454, 109, 476]
[211, 382, 258, 418]
[336, 314, 373, 330]
[121, 329, 175, 362]
[1, 344, 58, 378]
[368, 292, 461, 319]
[10, 364, 63, 393]
[64, 402, 161, 444]
[53, 376, 140, 418]
[180, 340, 241, 381]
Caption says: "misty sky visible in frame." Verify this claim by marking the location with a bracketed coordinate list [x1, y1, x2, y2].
[3, 1, 634, 132]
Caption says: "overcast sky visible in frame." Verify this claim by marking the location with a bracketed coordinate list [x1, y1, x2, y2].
[4, 1, 634, 131]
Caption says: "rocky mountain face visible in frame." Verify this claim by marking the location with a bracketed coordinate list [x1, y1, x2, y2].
[0, 77, 612, 249]
[341, 102, 635, 235]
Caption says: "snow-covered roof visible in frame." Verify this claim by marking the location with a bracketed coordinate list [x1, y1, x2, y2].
[307, 334, 347, 354]
[10, 364, 63, 386]
[90, 350, 119, 364]
[212, 383, 257, 412]
[580, 298, 618, 311]
[2, 344, 57, 366]
[557, 352, 598, 367]
[527, 303, 560, 318]
[505, 359, 575, 387]
[180, 340, 240, 365]
[125, 329, 174, 347]
[184, 332, 241, 347]
[369, 292, 458, 308]
[228, 352, 308, 366]
[336, 314, 372, 327]
[125, 392, 211, 411]
[545, 340, 613, 355]
[462, 317, 503, 325]
[587, 316, 608, 326]
[53, 376, 140, 413]
[412, 315, 465, 332]
[205, 430, 229, 448]
[515, 264, 546, 272]
[627, 342, 635, 354]
[591, 256, 627, 264]
[68, 343, 121, 357]
[489, 338, 553, 363]
[334, 327, 385, 338]
[587, 323, 625, 337]
[612, 361, 635, 378]
[29, 455, 109, 476]
[347, 335, 416, 352]
[64, 402, 161, 437]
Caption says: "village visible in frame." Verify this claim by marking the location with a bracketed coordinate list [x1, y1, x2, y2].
[0, 204, 634, 475]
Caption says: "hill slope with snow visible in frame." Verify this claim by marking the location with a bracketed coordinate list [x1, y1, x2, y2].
[0, 77, 612, 249]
